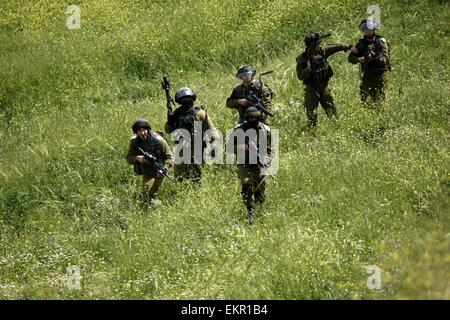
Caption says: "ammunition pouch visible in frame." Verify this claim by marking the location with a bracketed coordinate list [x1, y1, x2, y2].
[312, 64, 333, 83]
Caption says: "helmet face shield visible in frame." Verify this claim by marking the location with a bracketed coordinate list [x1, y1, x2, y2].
[359, 19, 378, 31]
[236, 65, 256, 79]
[238, 70, 254, 80]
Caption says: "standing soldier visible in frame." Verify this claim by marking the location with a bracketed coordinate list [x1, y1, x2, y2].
[348, 19, 391, 107]
[226, 65, 273, 126]
[296, 32, 352, 128]
[126, 119, 173, 205]
[229, 107, 272, 225]
[165, 87, 216, 183]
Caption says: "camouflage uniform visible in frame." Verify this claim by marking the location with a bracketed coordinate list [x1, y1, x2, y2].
[296, 44, 351, 127]
[126, 131, 173, 201]
[231, 118, 272, 214]
[226, 80, 273, 126]
[348, 34, 390, 105]
[165, 105, 215, 182]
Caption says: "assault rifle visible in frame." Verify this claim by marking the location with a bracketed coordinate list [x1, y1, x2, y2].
[161, 75, 176, 112]
[245, 70, 274, 117]
[138, 147, 175, 182]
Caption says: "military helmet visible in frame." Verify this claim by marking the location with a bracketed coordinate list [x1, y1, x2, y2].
[236, 65, 256, 79]
[359, 19, 378, 31]
[132, 119, 151, 133]
[304, 32, 321, 47]
[175, 87, 197, 104]
[243, 106, 261, 121]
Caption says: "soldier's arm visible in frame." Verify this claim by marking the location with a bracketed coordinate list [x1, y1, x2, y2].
[126, 138, 140, 165]
[159, 138, 174, 169]
[165, 122, 175, 134]
[376, 38, 390, 66]
[324, 44, 353, 58]
[296, 53, 311, 81]
[261, 83, 272, 111]
[197, 110, 215, 130]
[197, 110, 219, 142]
[164, 110, 176, 134]
[348, 41, 363, 64]
[226, 88, 242, 109]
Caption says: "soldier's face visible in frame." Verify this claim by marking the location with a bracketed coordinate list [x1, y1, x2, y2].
[315, 43, 321, 52]
[137, 127, 148, 139]
[239, 72, 253, 85]
[246, 116, 259, 127]
[363, 29, 375, 38]
[180, 96, 194, 106]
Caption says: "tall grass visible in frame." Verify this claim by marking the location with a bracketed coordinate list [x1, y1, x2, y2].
[0, 0, 449, 299]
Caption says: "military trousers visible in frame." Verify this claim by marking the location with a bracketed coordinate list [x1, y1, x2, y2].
[304, 82, 337, 128]
[237, 165, 266, 209]
[142, 174, 165, 200]
[360, 71, 388, 106]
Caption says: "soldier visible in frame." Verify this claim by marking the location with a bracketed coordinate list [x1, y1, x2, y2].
[229, 107, 272, 225]
[126, 119, 173, 205]
[165, 87, 216, 183]
[226, 65, 273, 126]
[348, 19, 391, 107]
[296, 32, 352, 128]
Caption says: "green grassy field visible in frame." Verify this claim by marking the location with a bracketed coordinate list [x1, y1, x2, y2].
[0, 0, 449, 299]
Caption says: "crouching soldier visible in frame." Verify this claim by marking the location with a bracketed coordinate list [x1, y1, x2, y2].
[229, 107, 272, 225]
[126, 119, 173, 205]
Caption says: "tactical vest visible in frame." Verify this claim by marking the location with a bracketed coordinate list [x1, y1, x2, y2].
[133, 133, 164, 176]
[360, 35, 391, 73]
[237, 81, 274, 123]
[235, 122, 269, 167]
[308, 49, 333, 84]
[173, 106, 206, 136]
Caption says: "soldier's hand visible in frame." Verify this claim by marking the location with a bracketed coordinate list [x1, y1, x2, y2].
[357, 57, 366, 64]
[136, 155, 148, 164]
[238, 99, 249, 106]
[350, 47, 359, 54]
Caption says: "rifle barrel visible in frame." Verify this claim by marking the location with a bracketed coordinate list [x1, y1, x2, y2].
[260, 70, 273, 76]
